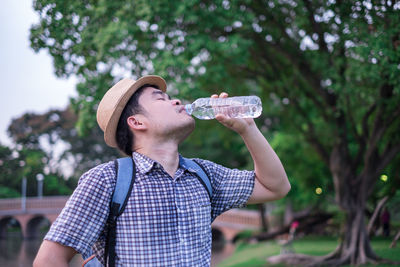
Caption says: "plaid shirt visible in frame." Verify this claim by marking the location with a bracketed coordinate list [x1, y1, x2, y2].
[45, 152, 255, 266]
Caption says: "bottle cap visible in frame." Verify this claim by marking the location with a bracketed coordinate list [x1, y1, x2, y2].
[184, 104, 193, 115]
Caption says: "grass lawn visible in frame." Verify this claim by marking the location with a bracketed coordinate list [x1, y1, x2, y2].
[217, 236, 400, 267]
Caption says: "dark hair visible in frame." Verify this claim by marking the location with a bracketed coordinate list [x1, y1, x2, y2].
[116, 84, 159, 155]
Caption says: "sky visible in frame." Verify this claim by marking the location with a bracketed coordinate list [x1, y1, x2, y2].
[0, 0, 77, 146]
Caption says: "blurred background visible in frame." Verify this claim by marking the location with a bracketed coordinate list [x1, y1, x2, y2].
[1, 0, 399, 266]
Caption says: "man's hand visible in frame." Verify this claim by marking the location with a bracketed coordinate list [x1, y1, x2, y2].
[211, 92, 256, 135]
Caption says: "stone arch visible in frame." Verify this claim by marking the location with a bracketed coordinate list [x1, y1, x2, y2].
[211, 227, 226, 251]
[231, 230, 251, 244]
[25, 215, 50, 240]
[212, 226, 242, 242]
[0, 216, 22, 239]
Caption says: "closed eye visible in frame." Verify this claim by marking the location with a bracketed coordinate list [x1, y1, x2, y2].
[152, 90, 171, 100]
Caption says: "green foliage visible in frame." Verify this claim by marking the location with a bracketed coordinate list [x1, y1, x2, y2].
[269, 131, 332, 209]
[43, 174, 73, 196]
[29, 0, 400, 220]
[181, 118, 253, 169]
[0, 142, 74, 198]
[0, 187, 20, 198]
[0, 145, 24, 197]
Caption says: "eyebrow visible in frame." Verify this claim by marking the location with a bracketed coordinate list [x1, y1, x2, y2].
[151, 90, 171, 100]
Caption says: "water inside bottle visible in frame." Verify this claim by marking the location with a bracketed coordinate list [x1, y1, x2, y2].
[213, 104, 261, 118]
[187, 95, 262, 120]
[193, 104, 261, 119]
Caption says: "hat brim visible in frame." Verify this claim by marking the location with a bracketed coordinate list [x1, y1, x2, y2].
[101, 75, 167, 148]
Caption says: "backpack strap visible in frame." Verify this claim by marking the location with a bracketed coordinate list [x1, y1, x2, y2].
[112, 157, 135, 214]
[105, 157, 136, 267]
[180, 157, 212, 199]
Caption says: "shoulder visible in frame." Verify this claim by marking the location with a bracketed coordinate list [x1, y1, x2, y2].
[68, 161, 117, 205]
[78, 160, 117, 187]
[190, 158, 217, 175]
[191, 158, 213, 165]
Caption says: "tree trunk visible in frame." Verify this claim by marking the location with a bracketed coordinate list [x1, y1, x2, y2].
[320, 146, 380, 265]
[267, 144, 398, 266]
[258, 203, 268, 231]
[312, 204, 380, 266]
[265, 189, 396, 266]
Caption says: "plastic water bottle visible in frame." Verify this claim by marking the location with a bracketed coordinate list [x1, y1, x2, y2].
[184, 96, 262, 120]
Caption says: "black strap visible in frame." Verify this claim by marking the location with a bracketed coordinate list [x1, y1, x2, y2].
[105, 203, 120, 266]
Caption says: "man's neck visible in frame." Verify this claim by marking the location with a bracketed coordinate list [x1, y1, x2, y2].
[135, 142, 180, 177]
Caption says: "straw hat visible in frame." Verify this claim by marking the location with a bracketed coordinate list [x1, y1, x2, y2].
[97, 75, 167, 148]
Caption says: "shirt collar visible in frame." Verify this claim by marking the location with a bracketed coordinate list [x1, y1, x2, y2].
[132, 152, 158, 174]
[131, 152, 195, 175]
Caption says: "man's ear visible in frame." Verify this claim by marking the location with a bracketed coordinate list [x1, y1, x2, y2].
[127, 115, 147, 131]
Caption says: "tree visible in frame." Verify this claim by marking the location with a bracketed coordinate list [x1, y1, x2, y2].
[30, 0, 400, 265]
[5, 106, 122, 197]
[7, 107, 120, 178]
[0, 144, 23, 198]
[0, 143, 73, 198]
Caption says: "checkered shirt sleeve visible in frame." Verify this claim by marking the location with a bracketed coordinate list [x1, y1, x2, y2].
[193, 158, 255, 221]
[44, 161, 116, 258]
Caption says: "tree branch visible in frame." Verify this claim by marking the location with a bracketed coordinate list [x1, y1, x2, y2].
[345, 87, 362, 144]
[248, 33, 334, 123]
[361, 104, 377, 142]
[367, 196, 388, 236]
[284, 88, 330, 164]
[365, 84, 395, 160]
[363, 140, 400, 197]
[376, 142, 400, 176]
[383, 104, 400, 129]
[249, 0, 337, 110]
[302, 0, 330, 54]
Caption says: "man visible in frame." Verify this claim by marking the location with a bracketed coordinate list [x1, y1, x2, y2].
[34, 75, 290, 266]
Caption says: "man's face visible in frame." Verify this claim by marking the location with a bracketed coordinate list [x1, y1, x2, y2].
[136, 87, 195, 141]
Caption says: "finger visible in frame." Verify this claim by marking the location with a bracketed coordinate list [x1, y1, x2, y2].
[216, 114, 234, 123]
[211, 94, 218, 98]
[215, 114, 235, 128]
[215, 114, 227, 122]
[219, 92, 228, 98]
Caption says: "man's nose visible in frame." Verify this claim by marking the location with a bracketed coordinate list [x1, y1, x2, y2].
[172, 99, 181, 105]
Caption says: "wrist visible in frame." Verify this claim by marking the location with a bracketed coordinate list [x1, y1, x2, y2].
[239, 122, 259, 138]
